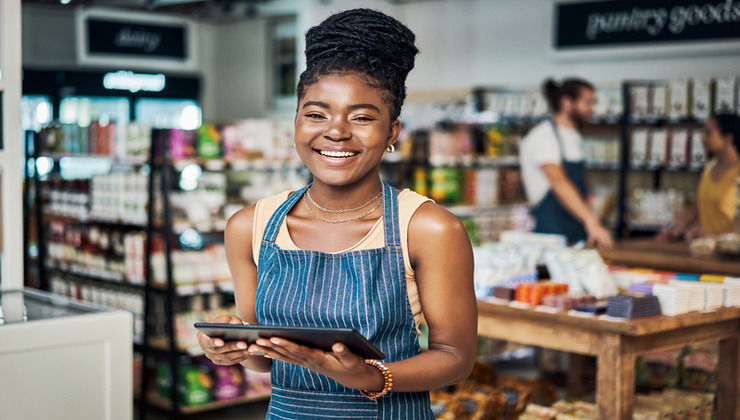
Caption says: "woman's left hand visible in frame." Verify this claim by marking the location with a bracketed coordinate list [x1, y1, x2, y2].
[250, 338, 382, 391]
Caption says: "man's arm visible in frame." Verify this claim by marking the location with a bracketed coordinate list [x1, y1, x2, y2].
[541, 163, 614, 249]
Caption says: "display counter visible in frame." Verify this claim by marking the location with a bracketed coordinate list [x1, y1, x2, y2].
[0, 288, 132, 420]
[599, 238, 740, 277]
[476, 299, 740, 420]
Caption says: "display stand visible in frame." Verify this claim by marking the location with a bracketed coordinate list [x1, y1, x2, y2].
[477, 300, 740, 420]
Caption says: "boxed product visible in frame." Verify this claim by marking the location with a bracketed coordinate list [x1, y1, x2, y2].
[631, 85, 650, 119]
[668, 129, 689, 168]
[631, 129, 650, 167]
[689, 130, 706, 169]
[648, 129, 667, 167]
[651, 83, 668, 118]
[691, 77, 713, 120]
[669, 79, 690, 120]
[714, 76, 737, 114]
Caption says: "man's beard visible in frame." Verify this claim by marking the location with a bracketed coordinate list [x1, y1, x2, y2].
[569, 109, 590, 129]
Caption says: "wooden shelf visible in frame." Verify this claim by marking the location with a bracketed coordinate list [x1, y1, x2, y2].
[145, 391, 270, 415]
[599, 238, 740, 277]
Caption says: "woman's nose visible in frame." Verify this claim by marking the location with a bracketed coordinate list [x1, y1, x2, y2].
[325, 118, 352, 141]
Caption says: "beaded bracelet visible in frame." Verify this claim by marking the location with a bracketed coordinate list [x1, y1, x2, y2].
[360, 359, 393, 399]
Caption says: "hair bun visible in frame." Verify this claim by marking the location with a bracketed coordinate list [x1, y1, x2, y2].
[305, 8, 418, 84]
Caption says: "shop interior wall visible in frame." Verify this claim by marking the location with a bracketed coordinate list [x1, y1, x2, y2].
[21, 0, 740, 122]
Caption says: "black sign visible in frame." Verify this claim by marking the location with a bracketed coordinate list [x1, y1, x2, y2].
[555, 0, 740, 49]
[87, 19, 187, 59]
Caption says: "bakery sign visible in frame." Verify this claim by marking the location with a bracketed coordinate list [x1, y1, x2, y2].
[554, 0, 740, 49]
[86, 18, 187, 59]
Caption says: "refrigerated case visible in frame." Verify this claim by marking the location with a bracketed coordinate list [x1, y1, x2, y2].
[0, 288, 133, 420]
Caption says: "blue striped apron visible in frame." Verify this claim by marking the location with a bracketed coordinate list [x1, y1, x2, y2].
[256, 181, 434, 419]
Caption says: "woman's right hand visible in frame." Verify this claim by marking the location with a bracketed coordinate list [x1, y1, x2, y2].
[197, 314, 254, 366]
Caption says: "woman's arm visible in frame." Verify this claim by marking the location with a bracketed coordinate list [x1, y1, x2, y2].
[388, 201, 478, 391]
[197, 205, 272, 372]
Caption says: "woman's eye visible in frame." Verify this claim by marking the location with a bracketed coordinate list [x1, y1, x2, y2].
[305, 113, 324, 119]
[354, 116, 375, 122]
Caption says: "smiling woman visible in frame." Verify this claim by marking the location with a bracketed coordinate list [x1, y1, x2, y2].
[198, 8, 477, 420]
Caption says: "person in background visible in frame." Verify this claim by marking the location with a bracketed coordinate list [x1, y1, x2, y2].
[657, 113, 740, 241]
[197, 8, 477, 419]
[519, 78, 614, 249]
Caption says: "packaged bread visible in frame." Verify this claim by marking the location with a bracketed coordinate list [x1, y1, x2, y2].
[453, 391, 499, 420]
[522, 403, 558, 419]
[430, 390, 465, 420]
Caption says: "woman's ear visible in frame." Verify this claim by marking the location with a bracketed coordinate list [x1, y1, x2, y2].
[388, 120, 401, 148]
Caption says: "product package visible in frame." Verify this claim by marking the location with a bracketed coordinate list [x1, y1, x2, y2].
[635, 348, 683, 388]
[650, 83, 668, 118]
[648, 129, 667, 167]
[691, 77, 712, 120]
[668, 129, 689, 168]
[631, 85, 650, 119]
[689, 130, 706, 169]
[669, 79, 690, 120]
[714, 76, 737, 114]
[631, 129, 650, 167]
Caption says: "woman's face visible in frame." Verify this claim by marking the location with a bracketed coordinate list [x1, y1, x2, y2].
[701, 118, 729, 154]
[294, 72, 399, 188]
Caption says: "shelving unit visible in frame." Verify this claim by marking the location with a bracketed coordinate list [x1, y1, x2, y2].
[23, 126, 272, 420]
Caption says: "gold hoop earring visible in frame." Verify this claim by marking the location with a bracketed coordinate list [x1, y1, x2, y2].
[386, 144, 395, 153]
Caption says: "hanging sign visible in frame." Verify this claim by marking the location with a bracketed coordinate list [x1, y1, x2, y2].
[555, 0, 740, 49]
[87, 18, 186, 59]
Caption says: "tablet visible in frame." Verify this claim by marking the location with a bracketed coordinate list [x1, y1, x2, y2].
[194, 323, 386, 360]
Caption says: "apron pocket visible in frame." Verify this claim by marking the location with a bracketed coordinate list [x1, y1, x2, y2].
[269, 385, 379, 420]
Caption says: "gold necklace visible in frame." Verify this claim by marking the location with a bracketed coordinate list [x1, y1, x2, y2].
[305, 188, 382, 213]
[304, 195, 382, 224]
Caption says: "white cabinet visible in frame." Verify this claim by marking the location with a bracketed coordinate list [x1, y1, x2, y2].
[0, 289, 133, 420]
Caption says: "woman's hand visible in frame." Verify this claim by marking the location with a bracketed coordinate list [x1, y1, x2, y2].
[197, 314, 257, 366]
[250, 338, 383, 391]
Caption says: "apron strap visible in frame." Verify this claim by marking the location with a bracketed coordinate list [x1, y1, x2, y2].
[262, 183, 310, 243]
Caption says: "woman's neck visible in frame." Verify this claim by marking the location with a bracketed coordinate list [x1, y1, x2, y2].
[716, 146, 740, 167]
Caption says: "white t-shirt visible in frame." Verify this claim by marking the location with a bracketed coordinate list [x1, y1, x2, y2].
[519, 120, 584, 206]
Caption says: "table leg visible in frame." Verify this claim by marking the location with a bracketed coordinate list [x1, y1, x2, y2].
[717, 335, 739, 420]
[596, 334, 634, 420]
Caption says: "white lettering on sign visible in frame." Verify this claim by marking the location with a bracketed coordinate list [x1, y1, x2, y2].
[103, 71, 166, 93]
[584, 0, 740, 40]
[114, 27, 162, 53]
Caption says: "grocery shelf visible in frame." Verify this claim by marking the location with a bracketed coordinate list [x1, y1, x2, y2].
[145, 392, 270, 415]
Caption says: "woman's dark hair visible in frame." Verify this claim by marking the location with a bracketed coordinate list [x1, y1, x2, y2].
[714, 113, 740, 151]
[296, 8, 419, 121]
[542, 78, 595, 113]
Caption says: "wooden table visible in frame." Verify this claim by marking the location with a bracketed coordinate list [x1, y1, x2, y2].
[599, 238, 740, 277]
[477, 300, 740, 420]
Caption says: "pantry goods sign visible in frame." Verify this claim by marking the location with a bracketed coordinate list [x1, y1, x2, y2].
[555, 0, 740, 49]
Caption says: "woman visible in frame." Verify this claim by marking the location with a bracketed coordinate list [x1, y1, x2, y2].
[198, 8, 477, 419]
[658, 113, 740, 240]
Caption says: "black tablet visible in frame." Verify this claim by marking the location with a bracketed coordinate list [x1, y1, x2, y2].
[194, 323, 386, 360]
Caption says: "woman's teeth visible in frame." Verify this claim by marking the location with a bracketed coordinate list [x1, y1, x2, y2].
[319, 150, 358, 158]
